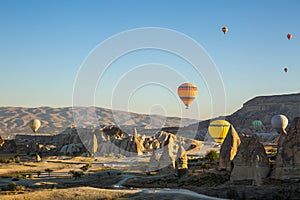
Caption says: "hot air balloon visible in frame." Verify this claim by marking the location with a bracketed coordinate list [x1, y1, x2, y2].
[287, 33, 292, 40]
[252, 120, 263, 131]
[177, 83, 198, 109]
[29, 119, 41, 133]
[208, 120, 230, 143]
[271, 114, 288, 133]
[222, 26, 228, 34]
[284, 67, 288, 73]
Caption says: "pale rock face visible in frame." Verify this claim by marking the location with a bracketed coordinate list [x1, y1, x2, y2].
[219, 125, 241, 171]
[95, 128, 145, 157]
[272, 117, 300, 179]
[147, 132, 188, 174]
[177, 145, 188, 169]
[230, 134, 269, 183]
[59, 143, 83, 155]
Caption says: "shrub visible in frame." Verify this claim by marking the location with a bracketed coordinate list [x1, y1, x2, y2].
[45, 168, 53, 176]
[14, 155, 21, 163]
[204, 150, 219, 162]
[29, 174, 34, 179]
[69, 170, 84, 180]
[80, 163, 92, 172]
[17, 174, 25, 179]
[0, 157, 8, 163]
[200, 162, 210, 173]
[4, 182, 26, 191]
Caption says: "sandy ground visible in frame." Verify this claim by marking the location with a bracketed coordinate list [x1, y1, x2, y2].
[0, 154, 228, 200]
[2, 186, 223, 200]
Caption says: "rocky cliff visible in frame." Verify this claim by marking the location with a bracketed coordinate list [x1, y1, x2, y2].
[272, 117, 300, 179]
[191, 93, 300, 140]
[228, 93, 300, 132]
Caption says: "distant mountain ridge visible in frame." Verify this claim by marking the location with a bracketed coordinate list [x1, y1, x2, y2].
[0, 106, 199, 135]
[190, 92, 300, 134]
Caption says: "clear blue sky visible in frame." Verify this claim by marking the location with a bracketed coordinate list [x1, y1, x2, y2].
[0, 0, 299, 120]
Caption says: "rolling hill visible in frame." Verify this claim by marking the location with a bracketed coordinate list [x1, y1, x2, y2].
[0, 106, 198, 135]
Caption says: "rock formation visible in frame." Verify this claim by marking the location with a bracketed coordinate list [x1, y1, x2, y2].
[147, 132, 189, 174]
[272, 117, 300, 179]
[147, 149, 160, 172]
[230, 134, 269, 184]
[96, 128, 145, 157]
[219, 125, 241, 171]
[0, 139, 16, 153]
[0, 136, 4, 147]
[59, 143, 83, 156]
[158, 134, 176, 174]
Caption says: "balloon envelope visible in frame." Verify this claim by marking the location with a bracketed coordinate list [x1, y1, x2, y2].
[177, 83, 198, 109]
[208, 120, 230, 143]
[222, 27, 228, 34]
[284, 67, 288, 72]
[30, 119, 41, 133]
[252, 120, 263, 131]
[271, 114, 288, 131]
[287, 34, 292, 40]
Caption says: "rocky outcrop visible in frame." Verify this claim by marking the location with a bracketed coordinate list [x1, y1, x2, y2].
[95, 128, 145, 157]
[227, 93, 300, 132]
[100, 125, 128, 140]
[191, 93, 300, 139]
[147, 132, 189, 174]
[272, 117, 300, 179]
[177, 145, 188, 170]
[159, 134, 177, 173]
[59, 143, 83, 156]
[219, 125, 241, 171]
[0, 139, 16, 153]
[230, 134, 269, 185]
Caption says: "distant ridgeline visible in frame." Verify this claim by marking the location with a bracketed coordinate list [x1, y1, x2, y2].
[228, 93, 300, 131]
[0, 106, 198, 135]
[187, 93, 300, 137]
[243, 93, 300, 112]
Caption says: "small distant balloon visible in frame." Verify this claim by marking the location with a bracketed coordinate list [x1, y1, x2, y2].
[29, 119, 41, 133]
[287, 33, 292, 40]
[284, 67, 288, 73]
[252, 120, 263, 131]
[271, 114, 288, 133]
[222, 26, 228, 34]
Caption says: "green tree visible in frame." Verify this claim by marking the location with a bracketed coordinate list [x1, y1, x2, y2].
[205, 150, 219, 162]
[200, 162, 210, 173]
[36, 171, 41, 177]
[69, 170, 83, 180]
[45, 168, 53, 177]
[80, 163, 92, 173]
[14, 155, 21, 163]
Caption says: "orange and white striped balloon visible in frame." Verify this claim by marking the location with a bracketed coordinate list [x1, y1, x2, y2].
[177, 83, 198, 109]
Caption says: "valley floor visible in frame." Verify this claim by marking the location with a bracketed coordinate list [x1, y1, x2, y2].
[0, 155, 299, 200]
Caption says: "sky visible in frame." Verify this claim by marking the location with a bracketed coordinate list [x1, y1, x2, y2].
[0, 0, 300, 120]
